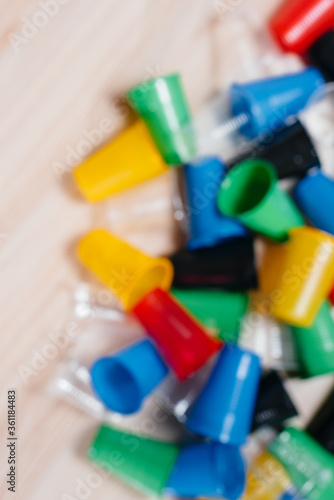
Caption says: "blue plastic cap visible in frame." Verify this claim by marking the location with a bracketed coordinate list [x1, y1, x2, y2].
[278, 489, 305, 500]
[294, 170, 334, 236]
[186, 344, 261, 445]
[90, 339, 169, 414]
[165, 441, 245, 499]
[184, 157, 247, 251]
[230, 68, 325, 139]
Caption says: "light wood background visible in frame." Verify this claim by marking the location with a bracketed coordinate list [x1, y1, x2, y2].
[1, 1, 334, 499]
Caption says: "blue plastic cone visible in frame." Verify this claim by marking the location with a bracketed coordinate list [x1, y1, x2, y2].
[294, 169, 334, 235]
[184, 157, 247, 250]
[186, 344, 261, 445]
[91, 339, 169, 414]
[165, 441, 245, 499]
[230, 68, 325, 139]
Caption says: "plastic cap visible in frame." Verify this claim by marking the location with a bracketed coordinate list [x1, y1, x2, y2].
[156, 362, 215, 423]
[229, 68, 325, 139]
[238, 309, 299, 372]
[226, 120, 320, 179]
[172, 288, 249, 343]
[165, 442, 245, 500]
[278, 490, 306, 500]
[330, 283, 334, 305]
[87, 424, 180, 497]
[77, 229, 174, 311]
[73, 121, 168, 202]
[242, 451, 291, 500]
[294, 170, 334, 236]
[307, 387, 334, 454]
[186, 344, 261, 446]
[170, 236, 258, 291]
[269, 427, 334, 500]
[90, 339, 169, 414]
[258, 239, 290, 296]
[133, 288, 222, 381]
[218, 159, 304, 241]
[266, 227, 334, 327]
[183, 157, 247, 250]
[309, 30, 334, 82]
[252, 371, 298, 431]
[291, 300, 334, 377]
[127, 73, 195, 165]
[270, 0, 334, 55]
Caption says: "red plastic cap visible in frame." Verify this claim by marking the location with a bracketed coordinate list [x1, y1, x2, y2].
[330, 283, 334, 305]
[270, 0, 334, 55]
[133, 288, 222, 381]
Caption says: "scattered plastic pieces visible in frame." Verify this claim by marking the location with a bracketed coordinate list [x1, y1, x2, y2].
[57, 4, 334, 498]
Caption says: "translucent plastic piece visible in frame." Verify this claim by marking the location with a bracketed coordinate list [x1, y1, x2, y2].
[179, 68, 324, 164]
[239, 301, 299, 372]
[101, 169, 187, 257]
[155, 359, 217, 423]
[51, 359, 121, 423]
[299, 83, 334, 178]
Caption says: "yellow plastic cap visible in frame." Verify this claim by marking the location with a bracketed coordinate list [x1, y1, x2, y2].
[73, 121, 168, 202]
[261, 227, 334, 327]
[241, 451, 290, 500]
[200, 451, 290, 500]
[77, 229, 174, 311]
[258, 240, 288, 295]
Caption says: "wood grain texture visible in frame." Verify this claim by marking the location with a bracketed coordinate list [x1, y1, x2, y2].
[0, 1, 333, 499]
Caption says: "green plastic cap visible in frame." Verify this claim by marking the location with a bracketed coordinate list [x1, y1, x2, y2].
[172, 288, 249, 343]
[217, 159, 304, 241]
[269, 427, 334, 500]
[87, 424, 180, 497]
[291, 301, 334, 377]
[126, 73, 196, 165]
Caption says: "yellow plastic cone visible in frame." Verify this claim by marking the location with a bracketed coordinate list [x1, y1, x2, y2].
[73, 121, 168, 202]
[77, 229, 174, 311]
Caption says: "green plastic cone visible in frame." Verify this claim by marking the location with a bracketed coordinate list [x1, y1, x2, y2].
[172, 288, 249, 343]
[87, 424, 180, 497]
[291, 300, 334, 377]
[269, 427, 334, 500]
[217, 159, 304, 241]
[127, 73, 195, 165]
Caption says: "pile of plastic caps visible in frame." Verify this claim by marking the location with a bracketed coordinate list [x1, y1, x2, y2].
[64, 1, 334, 499]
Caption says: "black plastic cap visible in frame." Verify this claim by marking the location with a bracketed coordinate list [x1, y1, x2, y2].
[307, 387, 334, 454]
[170, 236, 258, 291]
[227, 120, 320, 179]
[309, 30, 334, 83]
[252, 371, 298, 431]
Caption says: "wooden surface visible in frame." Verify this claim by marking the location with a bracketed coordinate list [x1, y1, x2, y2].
[0, 1, 334, 499]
